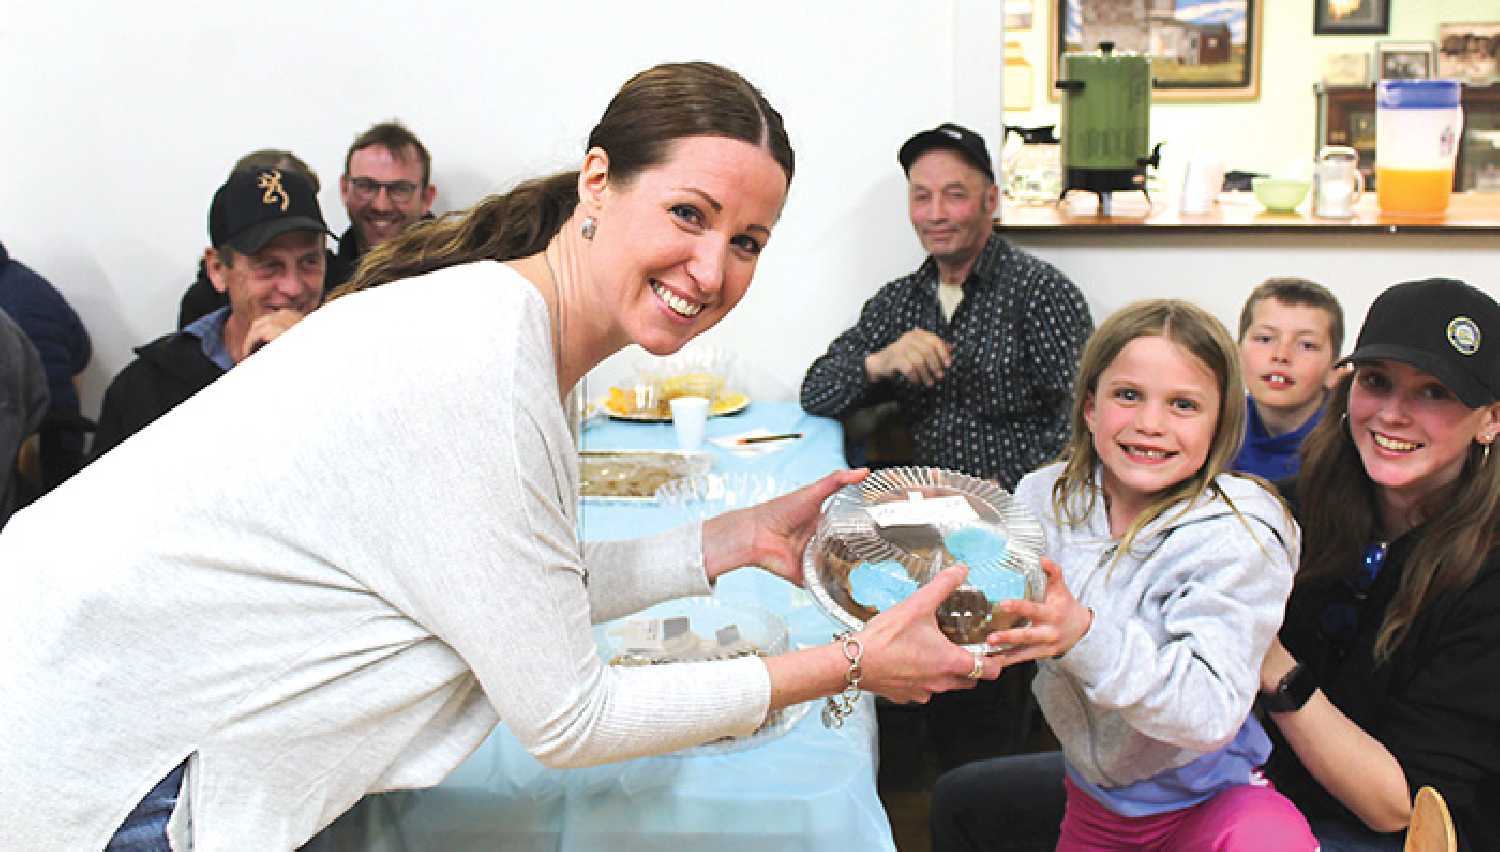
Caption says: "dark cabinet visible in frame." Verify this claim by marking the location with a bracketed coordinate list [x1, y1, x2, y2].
[1315, 83, 1500, 191]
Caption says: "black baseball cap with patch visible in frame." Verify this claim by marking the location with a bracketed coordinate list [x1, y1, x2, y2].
[209, 167, 334, 255]
[1338, 277, 1500, 408]
[898, 122, 994, 181]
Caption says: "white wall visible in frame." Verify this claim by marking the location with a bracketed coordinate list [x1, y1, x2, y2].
[1, 1, 1000, 416]
[1, 1, 1495, 425]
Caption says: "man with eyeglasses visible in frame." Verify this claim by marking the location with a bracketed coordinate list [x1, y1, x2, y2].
[91, 167, 334, 461]
[333, 120, 437, 289]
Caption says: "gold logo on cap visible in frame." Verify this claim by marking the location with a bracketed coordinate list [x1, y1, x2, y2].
[1448, 316, 1480, 356]
[257, 169, 290, 212]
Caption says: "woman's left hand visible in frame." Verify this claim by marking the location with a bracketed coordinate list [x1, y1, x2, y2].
[700, 468, 868, 585]
[982, 557, 1093, 665]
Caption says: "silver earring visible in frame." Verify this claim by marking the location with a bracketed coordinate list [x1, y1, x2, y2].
[581, 217, 596, 241]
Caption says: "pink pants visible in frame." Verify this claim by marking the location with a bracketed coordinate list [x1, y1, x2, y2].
[1057, 775, 1319, 852]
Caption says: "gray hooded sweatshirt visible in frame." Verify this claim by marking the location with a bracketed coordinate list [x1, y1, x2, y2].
[1016, 462, 1297, 799]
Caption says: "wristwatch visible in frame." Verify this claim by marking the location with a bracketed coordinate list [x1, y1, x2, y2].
[1260, 662, 1318, 714]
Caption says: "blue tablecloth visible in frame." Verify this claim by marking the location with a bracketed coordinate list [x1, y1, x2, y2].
[310, 401, 895, 851]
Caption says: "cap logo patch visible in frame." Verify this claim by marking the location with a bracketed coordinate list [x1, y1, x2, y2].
[1447, 316, 1480, 356]
[941, 128, 961, 140]
[257, 169, 290, 212]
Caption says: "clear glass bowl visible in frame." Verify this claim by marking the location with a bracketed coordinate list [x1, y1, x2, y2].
[802, 466, 1045, 652]
[595, 596, 808, 755]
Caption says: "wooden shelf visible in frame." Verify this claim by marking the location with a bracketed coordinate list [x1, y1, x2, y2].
[995, 191, 1500, 233]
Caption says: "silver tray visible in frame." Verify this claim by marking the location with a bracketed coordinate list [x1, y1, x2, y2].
[802, 466, 1044, 653]
[578, 449, 712, 502]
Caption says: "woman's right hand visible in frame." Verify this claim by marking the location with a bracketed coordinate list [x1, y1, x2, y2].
[856, 565, 1001, 702]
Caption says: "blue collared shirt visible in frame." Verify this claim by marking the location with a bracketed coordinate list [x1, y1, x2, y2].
[182, 306, 235, 372]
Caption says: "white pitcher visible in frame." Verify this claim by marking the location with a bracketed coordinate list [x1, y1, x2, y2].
[1312, 145, 1364, 219]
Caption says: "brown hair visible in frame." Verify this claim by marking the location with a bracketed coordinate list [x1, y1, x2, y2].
[1294, 373, 1500, 662]
[344, 120, 433, 186]
[332, 62, 793, 299]
[1052, 300, 1253, 558]
[1236, 276, 1345, 356]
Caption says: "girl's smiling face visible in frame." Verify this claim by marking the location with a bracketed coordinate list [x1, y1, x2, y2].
[1086, 335, 1222, 528]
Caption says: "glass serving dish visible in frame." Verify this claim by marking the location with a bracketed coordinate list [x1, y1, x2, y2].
[802, 466, 1045, 653]
[578, 450, 712, 501]
[595, 596, 812, 755]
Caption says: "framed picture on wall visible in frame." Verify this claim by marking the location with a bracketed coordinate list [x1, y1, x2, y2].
[1376, 41, 1437, 80]
[1439, 23, 1500, 84]
[1049, 0, 1262, 101]
[1314, 0, 1390, 36]
[1322, 52, 1370, 86]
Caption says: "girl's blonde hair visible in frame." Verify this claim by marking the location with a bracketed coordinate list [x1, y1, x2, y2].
[1051, 299, 1250, 556]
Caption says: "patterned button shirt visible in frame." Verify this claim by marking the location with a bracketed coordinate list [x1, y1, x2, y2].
[800, 233, 1092, 490]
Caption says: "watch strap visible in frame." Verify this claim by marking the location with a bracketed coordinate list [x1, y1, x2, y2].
[1260, 662, 1317, 714]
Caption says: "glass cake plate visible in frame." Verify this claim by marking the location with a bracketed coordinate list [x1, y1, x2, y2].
[802, 466, 1045, 653]
[595, 596, 812, 756]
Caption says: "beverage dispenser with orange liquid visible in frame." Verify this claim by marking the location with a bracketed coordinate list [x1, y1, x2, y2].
[1376, 79, 1463, 216]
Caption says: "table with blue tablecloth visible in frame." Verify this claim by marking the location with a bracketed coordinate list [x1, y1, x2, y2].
[309, 401, 895, 851]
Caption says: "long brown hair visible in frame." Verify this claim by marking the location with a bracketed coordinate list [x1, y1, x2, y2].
[1295, 372, 1500, 662]
[330, 61, 794, 299]
[1052, 300, 1252, 558]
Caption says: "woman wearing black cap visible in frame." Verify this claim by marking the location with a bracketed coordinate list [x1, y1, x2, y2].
[1260, 278, 1500, 851]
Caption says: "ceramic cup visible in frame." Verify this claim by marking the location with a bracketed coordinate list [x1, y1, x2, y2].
[669, 396, 711, 450]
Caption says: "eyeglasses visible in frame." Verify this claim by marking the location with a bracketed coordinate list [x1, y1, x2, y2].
[1317, 540, 1388, 649]
[348, 177, 420, 204]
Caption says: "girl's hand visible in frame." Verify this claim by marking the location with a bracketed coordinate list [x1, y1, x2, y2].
[982, 557, 1093, 664]
[858, 565, 1003, 702]
[700, 468, 868, 585]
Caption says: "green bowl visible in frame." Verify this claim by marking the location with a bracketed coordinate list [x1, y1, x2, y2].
[1252, 177, 1311, 213]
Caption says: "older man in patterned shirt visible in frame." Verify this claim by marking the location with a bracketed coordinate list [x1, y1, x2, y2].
[801, 123, 1092, 769]
[801, 122, 1092, 493]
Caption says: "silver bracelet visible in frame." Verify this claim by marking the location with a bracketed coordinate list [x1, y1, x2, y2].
[821, 631, 864, 729]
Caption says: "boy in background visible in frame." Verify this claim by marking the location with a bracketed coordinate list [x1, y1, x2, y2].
[1235, 278, 1344, 480]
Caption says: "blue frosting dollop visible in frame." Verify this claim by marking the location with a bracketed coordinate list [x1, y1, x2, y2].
[943, 527, 1026, 603]
[849, 560, 919, 611]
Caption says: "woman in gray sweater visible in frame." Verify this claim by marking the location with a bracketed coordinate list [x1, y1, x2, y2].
[0, 62, 994, 851]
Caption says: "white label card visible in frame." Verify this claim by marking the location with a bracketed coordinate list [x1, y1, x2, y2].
[866, 494, 979, 527]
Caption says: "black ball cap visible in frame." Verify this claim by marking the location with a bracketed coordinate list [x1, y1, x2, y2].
[898, 122, 994, 181]
[209, 167, 334, 255]
[1339, 278, 1500, 409]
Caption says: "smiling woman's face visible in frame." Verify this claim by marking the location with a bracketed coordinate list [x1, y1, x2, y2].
[1348, 359, 1500, 505]
[586, 136, 788, 357]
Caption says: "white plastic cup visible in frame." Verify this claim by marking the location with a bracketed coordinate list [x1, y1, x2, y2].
[1179, 156, 1224, 214]
[668, 396, 711, 450]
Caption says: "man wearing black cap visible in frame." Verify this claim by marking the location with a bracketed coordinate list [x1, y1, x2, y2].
[802, 123, 1093, 770]
[92, 167, 333, 460]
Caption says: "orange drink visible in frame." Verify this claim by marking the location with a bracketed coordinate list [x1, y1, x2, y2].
[1375, 167, 1453, 216]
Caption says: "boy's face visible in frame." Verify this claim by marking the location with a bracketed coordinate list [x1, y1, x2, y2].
[1239, 297, 1337, 415]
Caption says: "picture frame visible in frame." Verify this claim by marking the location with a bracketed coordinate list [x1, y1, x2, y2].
[1438, 23, 1500, 85]
[1322, 52, 1370, 86]
[1050, 0, 1262, 102]
[1376, 41, 1437, 80]
[1314, 0, 1390, 36]
[1006, 0, 1034, 32]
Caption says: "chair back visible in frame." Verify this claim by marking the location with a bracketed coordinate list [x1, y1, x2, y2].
[1404, 786, 1457, 852]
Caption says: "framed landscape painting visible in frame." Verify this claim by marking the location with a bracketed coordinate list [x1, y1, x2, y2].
[1050, 0, 1262, 101]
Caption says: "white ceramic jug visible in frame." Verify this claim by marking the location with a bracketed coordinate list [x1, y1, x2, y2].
[1312, 145, 1364, 219]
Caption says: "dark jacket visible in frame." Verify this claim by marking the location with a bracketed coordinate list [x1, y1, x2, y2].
[1, 310, 47, 528]
[91, 332, 224, 461]
[1265, 479, 1500, 851]
[0, 241, 93, 491]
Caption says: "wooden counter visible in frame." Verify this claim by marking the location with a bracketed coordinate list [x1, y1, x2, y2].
[996, 191, 1500, 234]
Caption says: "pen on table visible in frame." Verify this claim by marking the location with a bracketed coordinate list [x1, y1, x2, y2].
[736, 432, 803, 445]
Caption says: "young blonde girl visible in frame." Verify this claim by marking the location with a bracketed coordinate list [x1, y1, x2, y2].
[968, 300, 1317, 850]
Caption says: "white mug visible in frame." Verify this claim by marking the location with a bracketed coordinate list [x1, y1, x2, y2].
[668, 396, 711, 450]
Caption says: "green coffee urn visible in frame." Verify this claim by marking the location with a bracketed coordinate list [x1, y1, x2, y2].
[1056, 42, 1161, 207]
